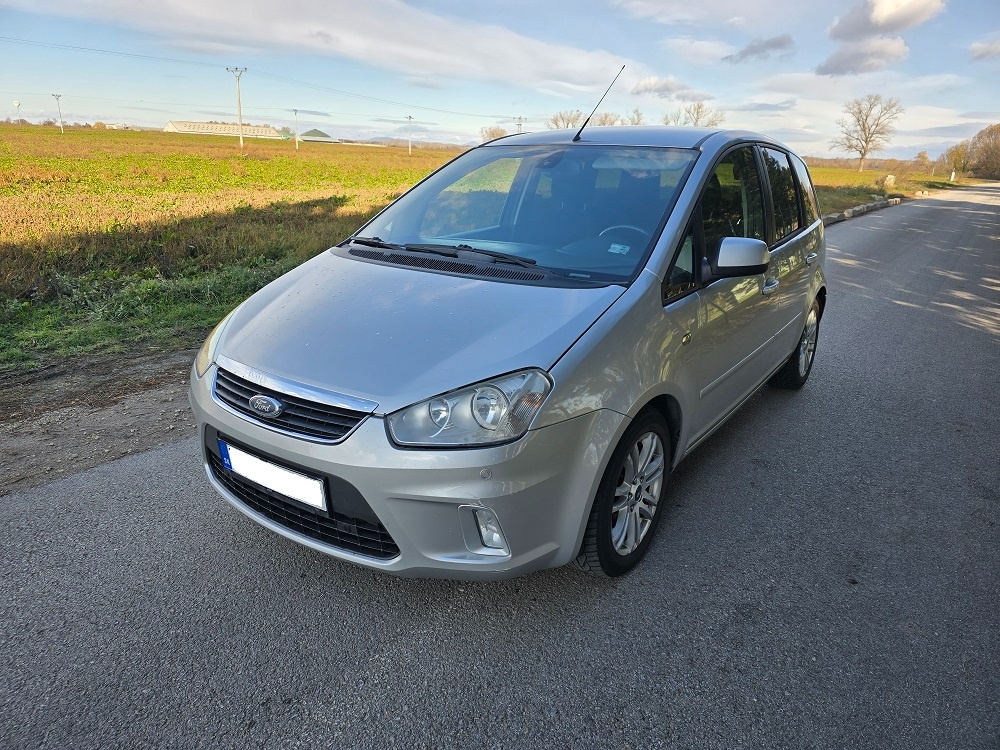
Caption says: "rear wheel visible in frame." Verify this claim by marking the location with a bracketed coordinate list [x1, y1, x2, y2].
[770, 298, 820, 390]
[575, 411, 670, 577]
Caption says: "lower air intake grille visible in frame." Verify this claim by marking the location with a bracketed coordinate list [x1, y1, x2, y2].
[209, 452, 400, 560]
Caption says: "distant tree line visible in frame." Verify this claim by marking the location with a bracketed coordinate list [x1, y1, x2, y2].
[942, 124, 1000, 179]
[480, 103, 727, 142]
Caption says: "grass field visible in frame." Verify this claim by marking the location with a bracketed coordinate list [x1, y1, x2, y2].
[0, 126, 968, 370]
[809, 164, 961, 213]
[0, 126, 461, 369]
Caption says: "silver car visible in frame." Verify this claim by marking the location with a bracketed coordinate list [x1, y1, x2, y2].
[189, 127, 826, 579]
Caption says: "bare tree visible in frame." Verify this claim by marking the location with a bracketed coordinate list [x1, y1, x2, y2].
[913, 150, 930, 171]
[480, 125, 509, 142]
[969, 123, 1000, 179]
[592, 112, 621, 126]
[830, 94, 904, 172]
[546, 110, 584, 129]
[624, 108, 645, 125]
[661, 103, 724, 127]
[682, 101, 725, 127]
[662, 110, 684, 126]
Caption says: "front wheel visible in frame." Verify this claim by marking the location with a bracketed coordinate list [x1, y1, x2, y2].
[575, 411, 670, 577]
[770, 298, 820, 390]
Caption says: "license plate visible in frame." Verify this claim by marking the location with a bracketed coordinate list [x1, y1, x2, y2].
[218, 440, 326, 511]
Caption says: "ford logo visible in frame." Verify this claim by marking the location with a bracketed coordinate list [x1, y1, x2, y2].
[248, 394, 284, 418]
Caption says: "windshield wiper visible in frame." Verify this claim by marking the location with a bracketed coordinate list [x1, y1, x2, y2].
[349, 236, 407, 251]
[453, 244, 538, 268]
[400, 243, 460, 258]
[351, 238, 538, 268]
[350, 238, 461, 259]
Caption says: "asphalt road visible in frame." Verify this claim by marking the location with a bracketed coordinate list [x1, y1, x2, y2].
[2, 186, 998, 750]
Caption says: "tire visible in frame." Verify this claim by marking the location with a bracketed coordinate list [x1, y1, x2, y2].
[574, 411, 671, 577]
[770, 298, 820, 390]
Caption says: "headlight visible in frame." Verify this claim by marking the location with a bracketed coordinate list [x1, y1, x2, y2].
[194, 308, 239, 378]
[387, 369, 552, 448]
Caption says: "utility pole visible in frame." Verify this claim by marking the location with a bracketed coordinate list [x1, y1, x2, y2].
[226, 67, 247, 149]
[293, 108, 299, 151]
[51, 94, 64, 134]
[406, 115, 413, 156]
[515, 116, 524, 133]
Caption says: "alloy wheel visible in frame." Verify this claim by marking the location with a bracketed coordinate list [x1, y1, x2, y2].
[610, 431, 665, 556]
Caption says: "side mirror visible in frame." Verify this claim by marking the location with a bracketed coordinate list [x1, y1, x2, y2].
[710, 237, 770, 277]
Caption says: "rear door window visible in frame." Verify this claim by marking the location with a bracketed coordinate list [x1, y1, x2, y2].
[761, 148, 800, 242]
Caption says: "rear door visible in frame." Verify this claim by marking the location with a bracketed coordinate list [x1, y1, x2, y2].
[759, 147, 814, 357]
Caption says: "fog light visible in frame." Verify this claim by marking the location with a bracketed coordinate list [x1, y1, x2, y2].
[474, 508, 508, 552]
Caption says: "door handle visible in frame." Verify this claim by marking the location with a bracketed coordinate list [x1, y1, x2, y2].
[761, 278, 780, 297]
[805, 252, 819, 265]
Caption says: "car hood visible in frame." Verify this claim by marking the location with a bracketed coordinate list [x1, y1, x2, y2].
[217, 252, 625, 414]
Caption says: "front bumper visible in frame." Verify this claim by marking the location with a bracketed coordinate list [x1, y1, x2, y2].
[190, 364, 624, 579]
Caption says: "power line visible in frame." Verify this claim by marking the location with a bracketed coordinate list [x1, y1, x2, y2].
[250, 70, 513, 119]
[0, 91, 450, 124]
[0, 35, 517, 120]
[0, 36, 218, 68]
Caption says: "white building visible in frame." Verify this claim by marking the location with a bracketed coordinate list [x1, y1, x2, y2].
[163, 121, 283, 139]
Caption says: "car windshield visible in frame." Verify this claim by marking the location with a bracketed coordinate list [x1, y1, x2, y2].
[353, 144, 698, 282]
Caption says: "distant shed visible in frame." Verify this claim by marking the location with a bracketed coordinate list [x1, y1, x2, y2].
[164, 121, 282, 139]
[299, 128, 340, 144]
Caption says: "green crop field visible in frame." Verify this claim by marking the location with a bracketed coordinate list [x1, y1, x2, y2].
[0, 126, 461, 369]
[0, 126, 968, 371]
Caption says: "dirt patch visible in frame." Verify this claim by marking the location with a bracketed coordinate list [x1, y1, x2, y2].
[1, 348, 199, 496]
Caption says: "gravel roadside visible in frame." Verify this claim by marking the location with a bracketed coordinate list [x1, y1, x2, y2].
[1, 348, 199, 496]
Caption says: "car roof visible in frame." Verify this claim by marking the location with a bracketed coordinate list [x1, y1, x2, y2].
[485, 126, 787, 152]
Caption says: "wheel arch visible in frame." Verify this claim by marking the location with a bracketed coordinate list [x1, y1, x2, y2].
[637, 394, 683, 467]
[815, 284, 827, 318]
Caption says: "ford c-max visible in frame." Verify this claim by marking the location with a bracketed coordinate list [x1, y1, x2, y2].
[189, 126, 827, 579]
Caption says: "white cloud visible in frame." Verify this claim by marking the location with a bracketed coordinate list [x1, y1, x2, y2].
[611, 0, 799, 28]
[817, 36, 909, 75]
[661, 37, 735, 65]
[970, 39, 1000, 60]
[723, 35, 796, 63]
[730, 99, 797, 112]
[631, 76, 713, 101]
[1, 0, 646, 98]
[829, 0, 945, 41]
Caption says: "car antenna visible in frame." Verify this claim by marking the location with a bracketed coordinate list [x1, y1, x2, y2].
[573, 64, 626, 143]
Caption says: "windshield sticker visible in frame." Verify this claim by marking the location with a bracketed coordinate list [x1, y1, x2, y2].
[608, 243, 630, 255]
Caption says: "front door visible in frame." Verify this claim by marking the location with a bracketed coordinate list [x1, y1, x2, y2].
[683, 145, 781, 445]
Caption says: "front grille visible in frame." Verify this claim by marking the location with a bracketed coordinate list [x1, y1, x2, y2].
[209, 451, 400, 560]
[214, 368, 367, 442]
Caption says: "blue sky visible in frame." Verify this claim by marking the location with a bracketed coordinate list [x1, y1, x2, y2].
[1, 0, 998, 157]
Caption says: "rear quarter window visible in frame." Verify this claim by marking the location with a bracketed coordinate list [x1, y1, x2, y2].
[790, 154, 820, 226]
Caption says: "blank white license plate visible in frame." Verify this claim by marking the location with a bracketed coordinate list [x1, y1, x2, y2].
[218, 440, 326, 511]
